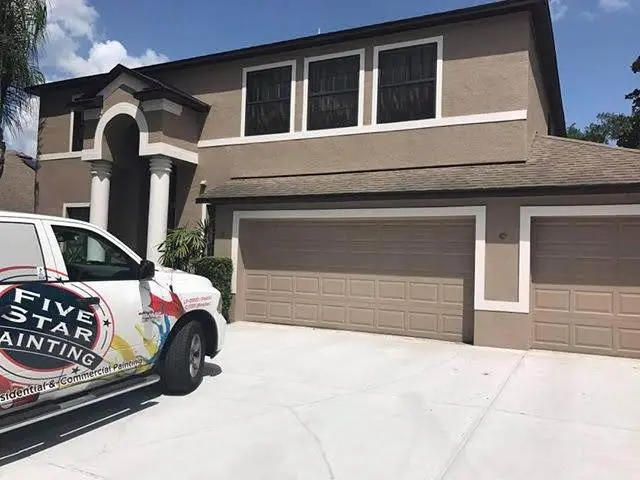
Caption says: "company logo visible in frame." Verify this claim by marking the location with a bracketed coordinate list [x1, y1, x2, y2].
[0, 284, 114, 381]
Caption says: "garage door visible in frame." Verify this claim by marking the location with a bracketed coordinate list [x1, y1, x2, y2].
[531, 217, 640, 357]
[238, 218, 475, 342]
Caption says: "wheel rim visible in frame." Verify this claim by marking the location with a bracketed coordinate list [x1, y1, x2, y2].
[189, 333, 202, 378]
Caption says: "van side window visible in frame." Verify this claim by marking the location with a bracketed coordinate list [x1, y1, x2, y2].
[0, 222, 47, 283]
[52, 225, 138, 282]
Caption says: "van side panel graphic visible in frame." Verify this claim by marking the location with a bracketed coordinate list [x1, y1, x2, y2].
[0, 275, 187, 411]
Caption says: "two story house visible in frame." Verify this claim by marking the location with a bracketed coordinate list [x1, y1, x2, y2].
[26, 0, 640, 358]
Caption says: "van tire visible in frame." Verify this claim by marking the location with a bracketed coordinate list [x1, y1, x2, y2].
[161, 320, 206, 394]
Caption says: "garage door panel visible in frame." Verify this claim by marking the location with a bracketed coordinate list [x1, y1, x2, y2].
[534, 321, 570, 346]
[574, 325, 613, 349]
[618, 329, 640, 353]
[532, 217, 640, 358]
[240, 218, 474, 342]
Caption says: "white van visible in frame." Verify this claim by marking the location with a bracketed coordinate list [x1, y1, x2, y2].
[0, 211, 226, 434]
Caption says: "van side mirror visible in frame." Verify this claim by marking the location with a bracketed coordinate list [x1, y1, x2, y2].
[138, 260, 155, 280]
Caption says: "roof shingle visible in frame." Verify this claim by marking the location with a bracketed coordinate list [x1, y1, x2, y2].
[199, 135, 640, 201]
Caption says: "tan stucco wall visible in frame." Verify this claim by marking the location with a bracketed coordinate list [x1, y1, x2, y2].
[0, 152, 36, 213]
[36, 158, 90, 216]
[527, 27, 550, 142]
[197, 120, 526, 180]
[38, 87, 76, 155]
[146, 108, 203, 153]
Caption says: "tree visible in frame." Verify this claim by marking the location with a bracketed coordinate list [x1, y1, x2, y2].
[567, 56, 639, 149]
[0, 0, 48, 180]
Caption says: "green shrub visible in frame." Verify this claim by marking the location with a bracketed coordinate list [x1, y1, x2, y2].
[193, 257, 233, 320]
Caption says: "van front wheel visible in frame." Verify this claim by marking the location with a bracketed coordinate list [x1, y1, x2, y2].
[161, 320, 206, 394]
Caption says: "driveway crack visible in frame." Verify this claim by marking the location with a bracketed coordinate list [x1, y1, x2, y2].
[44, 461, 108, 479]
[287, 407, 335, 480]
[433, 350, 529, 480]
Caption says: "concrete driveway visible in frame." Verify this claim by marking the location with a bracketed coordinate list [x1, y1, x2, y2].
[1, 321, 640, 479]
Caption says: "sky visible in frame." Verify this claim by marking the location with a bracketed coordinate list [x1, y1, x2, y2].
[6, 0, 639, 156]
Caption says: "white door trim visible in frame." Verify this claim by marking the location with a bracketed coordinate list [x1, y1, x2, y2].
[231, 206, 503, 311]
[62, 202, 91, 218]
[504, 204, 640, 315]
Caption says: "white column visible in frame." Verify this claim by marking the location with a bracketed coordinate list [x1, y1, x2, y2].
[89, 160, 112, 229]
[146, 156, 173, 263]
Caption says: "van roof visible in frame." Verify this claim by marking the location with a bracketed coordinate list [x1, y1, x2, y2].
[0, 210, 89, 226]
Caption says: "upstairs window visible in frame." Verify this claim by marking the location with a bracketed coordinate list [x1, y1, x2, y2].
[71, 110, 85, 151]
[375, 40, 439, 124]
[305, 53, 362, 131]
[243, 63, 294, 136]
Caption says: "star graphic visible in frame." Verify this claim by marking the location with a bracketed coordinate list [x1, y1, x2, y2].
[103, 319, 111, 327]
[72, 367, 79, 374]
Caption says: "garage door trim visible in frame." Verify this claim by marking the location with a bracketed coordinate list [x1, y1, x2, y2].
[518, 204, 640, 315]
[231, 206, 506, 312]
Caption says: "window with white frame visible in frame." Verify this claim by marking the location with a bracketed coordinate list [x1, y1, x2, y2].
[374, 40, 439, 124]
[305, 53, 362, 130]
[243, 64, 294, 136]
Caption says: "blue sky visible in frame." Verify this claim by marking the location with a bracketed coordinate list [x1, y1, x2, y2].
[7, 0, 639, 154]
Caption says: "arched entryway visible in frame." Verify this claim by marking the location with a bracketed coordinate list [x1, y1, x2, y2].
[103, 114, 150, 256]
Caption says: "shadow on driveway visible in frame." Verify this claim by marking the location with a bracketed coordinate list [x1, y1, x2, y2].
[0, 362, 222, 466]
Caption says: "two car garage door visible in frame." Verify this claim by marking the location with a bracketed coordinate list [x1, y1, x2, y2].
[237, 214, 640, 358]
[238, 218, 475, 342]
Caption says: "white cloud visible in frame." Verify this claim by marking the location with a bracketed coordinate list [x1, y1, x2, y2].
[60, 41, 168, 77]
[549, 0, 569, 20]
[580, 10, 598, 21]
[48, 0, 98, 40]
[7, 0, 168, 154]
[598, 0, 631, 12]
[5, 98, 40, 158]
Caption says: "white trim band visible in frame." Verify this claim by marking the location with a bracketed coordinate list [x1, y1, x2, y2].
[199, 109, 527, 148]
[231, 207, 496, 311]
[39, 152, 83, 161]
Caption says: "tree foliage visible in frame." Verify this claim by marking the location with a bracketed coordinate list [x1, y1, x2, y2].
[0, 0, 48, 179]
[567, 56, 639, 149]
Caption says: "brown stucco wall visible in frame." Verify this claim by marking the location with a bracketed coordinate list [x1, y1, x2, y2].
[0, 152, 36, 213]
[36, 158, 90, 216]
[198, 120, 526, 180]
[155, 11, 531, 142]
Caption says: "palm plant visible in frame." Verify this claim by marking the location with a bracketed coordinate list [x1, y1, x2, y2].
[158, 220, 210, 272]
[0, 0, 48, 180]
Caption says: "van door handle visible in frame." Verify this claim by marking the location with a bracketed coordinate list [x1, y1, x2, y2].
[78, 296, 100, 306]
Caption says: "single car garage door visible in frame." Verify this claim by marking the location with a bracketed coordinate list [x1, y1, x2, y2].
[238, 218, 475, 342]
[531, 216, 640, 358]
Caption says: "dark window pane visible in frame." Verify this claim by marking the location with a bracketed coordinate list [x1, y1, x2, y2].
[245, 66, 292, 136]
[71, 110, 85, 151]
[307, 55, 360, 130]
[377, 43, 438, 124]
[378, 81, 436, 123]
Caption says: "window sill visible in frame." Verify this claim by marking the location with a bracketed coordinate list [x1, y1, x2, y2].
[198, 109, 527, 148]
